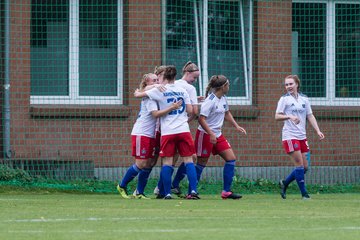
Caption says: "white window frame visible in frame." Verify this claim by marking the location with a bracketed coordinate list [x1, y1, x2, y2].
[162, 0, 253, 105]
[30, 0, 124, 105]
[293, 0, 360, 106]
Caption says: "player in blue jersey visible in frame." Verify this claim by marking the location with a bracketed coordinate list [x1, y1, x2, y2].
[117, 72, 182, 199]
[275, 75, 325, 200]
[194, 75, 247, 199]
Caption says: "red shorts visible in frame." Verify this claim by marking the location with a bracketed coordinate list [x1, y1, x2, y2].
[282, 139, 309, 154]
[160, 132, 195, 157]
[131, 135, 156, 159]
[195, 130, 231, 158]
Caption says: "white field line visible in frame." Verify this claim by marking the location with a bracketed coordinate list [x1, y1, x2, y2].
[4, 215, 354, 223]
[5, 227, 360, 234]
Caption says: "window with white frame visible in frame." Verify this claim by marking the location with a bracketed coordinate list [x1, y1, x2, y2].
[30, 0, 123, 105]
[164, 0, 253, 105]
[292, 0, 360, 106]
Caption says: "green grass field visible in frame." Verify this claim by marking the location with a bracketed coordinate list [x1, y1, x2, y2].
[0, 193, 359, 240]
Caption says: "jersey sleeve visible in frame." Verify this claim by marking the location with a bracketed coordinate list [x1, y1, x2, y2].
[144, 99, 158, 112]
[305, 98, 313, 115]
[146, 87, 162, 101]
[188, 86, 198, 105]
[199, 97, 213, 117]
[224, 96, 229, 112]
[275, 96, 286, 113]
[183, 91, 191, 105]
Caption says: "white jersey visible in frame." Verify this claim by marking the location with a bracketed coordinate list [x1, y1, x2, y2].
[175, 79, 198, 105]
[131, 97, 158, 138]
[275, 92, 313, 140]
[146, 83, 191, 136]
[198, 93, 229, 138]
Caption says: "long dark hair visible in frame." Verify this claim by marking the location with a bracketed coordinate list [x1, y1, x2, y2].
[205, 75, 229, 97]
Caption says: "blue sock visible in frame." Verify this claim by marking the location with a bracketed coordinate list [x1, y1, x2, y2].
[172, 162, 187, 188]
[157, 175, 164, 196]
[223, 160, 236, 192]
[160, 165, 174, 196]
[136, 168, 152, 194]
[295, 166, 307, 195]
[185, 162, 198, 193]
[188, 163, 206, 194]
[120, 164, 141, 188]
[196, 164, 206, 182]
[284, 169, 296, 187]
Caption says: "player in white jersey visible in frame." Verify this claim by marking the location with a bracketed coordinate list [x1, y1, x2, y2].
[194, 75, 247, 199]
[175, 61, 201, 120]
[275, 75, 325, 200]
[133, 66, 167, 198]
[165, 61, 201, 197]
[135, 65, 199, 199]
[117, 73, 182, 199]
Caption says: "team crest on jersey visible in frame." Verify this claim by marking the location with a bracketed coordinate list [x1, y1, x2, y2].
[223, 104, 226, 109]
[302, 104, 305, 108]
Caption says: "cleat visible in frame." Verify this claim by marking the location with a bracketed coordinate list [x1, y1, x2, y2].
[163, 194, 173, 200]
[221, 191, 242, 200]
[302, 193, 311, 200]
[186, 191, 200, 200]
[133, 189, 139, 196]
[117, 185, 130, 199]
[134, 194, 151, 200]
[279, 179, 287, 199]
[156, 194, 165, 199]
[153, 186, 160, 196]
[171, 187, 182, 196]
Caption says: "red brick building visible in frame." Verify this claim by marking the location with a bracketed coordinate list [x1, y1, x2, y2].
[1, 0, 359, 183]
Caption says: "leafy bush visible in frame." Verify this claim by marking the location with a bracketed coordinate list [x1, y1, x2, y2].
[0, 164, 32, 182]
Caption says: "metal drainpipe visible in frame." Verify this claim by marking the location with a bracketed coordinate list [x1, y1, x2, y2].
[3, 0, 11, 159]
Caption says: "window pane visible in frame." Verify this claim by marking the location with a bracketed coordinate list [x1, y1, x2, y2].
[165, 0, 198, 84]
[335, 3, 360, 98]
[166, 0, 248, 98]
[31, 0, 69, 96]
[79, 0, 118, 96]
[208, 1, 246, 97]
[292, 3, 326, 97]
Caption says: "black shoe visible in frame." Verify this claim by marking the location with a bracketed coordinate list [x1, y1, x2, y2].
[171, 187, 182, 196]
[221, 191, 242, 199]
[156, 194, 165, 199]
[186, 192, 200, 200]
[163, 194, 173, 200]
[279, 180, 287, 199]
[302, 193, 311, 200]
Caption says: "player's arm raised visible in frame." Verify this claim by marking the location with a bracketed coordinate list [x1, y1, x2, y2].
[151, 99, 183, 118]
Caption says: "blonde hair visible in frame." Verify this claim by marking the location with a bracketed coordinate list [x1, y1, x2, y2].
[139, 73, 151, 91]
[182, 61, 199, 75]
[205, 75, 229, 97]
[285, 75, 301, 91]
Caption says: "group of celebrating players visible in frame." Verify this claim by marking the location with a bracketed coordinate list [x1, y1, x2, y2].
[117, 62, 325, 200]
